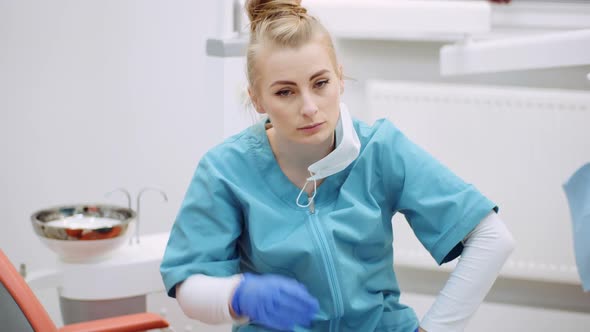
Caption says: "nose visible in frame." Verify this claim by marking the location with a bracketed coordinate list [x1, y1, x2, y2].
[300, 92, 318, 117]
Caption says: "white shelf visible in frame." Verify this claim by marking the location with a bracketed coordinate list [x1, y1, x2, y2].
[307, 0, 491, 38]
[440, 29, 590, 75]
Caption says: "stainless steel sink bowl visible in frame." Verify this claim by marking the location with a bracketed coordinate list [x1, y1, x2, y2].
[31, 204, 136, 262]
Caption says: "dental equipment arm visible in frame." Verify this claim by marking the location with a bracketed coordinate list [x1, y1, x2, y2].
[420, 212, 515, 332]
[58, 313, 169, 332]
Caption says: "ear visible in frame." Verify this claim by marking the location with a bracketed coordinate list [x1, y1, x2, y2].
[248, 87, 266, 114]
[338, 64, 344, 94]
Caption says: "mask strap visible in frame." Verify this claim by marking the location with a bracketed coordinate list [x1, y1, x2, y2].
[296, 171, 317, 208]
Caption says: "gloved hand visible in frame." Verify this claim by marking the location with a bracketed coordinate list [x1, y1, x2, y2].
[231, 273, 319, 331]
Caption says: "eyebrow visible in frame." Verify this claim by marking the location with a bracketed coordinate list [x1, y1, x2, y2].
[269, 69, 331, 88]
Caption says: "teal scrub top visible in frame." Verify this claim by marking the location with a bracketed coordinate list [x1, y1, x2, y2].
[160, 118, 497, 332]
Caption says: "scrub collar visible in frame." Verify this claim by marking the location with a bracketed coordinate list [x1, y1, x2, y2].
[296, 103, 361, 208]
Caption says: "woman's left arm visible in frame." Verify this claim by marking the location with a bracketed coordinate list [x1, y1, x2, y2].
[419, 212, 516, 332]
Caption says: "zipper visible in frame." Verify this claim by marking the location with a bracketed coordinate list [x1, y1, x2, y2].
[307, 203, 343, 332]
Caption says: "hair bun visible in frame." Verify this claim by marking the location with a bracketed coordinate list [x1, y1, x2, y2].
[246, 0, 307, 32]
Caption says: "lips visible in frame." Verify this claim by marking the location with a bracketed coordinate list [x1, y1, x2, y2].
[299, 122, 324, 130]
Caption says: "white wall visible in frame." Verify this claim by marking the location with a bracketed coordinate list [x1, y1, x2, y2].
[1, 1, 589, 331]
[0, 0, 222, 327]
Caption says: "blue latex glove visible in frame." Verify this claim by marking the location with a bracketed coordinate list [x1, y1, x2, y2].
[231, 273, 319, 331]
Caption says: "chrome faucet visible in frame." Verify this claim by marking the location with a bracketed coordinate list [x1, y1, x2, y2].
[105, 187, 167, 245]
[135, 187, 168, 244]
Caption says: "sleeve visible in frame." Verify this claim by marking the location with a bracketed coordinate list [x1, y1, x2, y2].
[176, 273, 244, 324]
[382, 121, 497, 265]
[420, 211, 515, 332]
[160, 153, 243, 298]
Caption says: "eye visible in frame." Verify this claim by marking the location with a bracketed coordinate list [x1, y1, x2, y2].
[275, 89, 292, 97]
[314, 79, 330, 89]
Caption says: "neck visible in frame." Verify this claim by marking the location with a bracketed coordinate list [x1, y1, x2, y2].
[267, 127, 334, 187]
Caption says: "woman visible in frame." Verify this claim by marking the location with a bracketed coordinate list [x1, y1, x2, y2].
[160, 1, 515, 331]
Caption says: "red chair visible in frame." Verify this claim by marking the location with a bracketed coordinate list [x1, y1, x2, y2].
[0, 249, 170, 332]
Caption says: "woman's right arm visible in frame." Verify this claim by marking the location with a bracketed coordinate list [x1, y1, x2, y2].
[160, 151, 243, 298]
[176, 272, 319, 329]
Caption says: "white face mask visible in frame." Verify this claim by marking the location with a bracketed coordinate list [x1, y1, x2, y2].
[296, 103, 361, 208]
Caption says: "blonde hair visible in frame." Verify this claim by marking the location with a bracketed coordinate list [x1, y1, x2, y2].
[245, 0, 339, 90]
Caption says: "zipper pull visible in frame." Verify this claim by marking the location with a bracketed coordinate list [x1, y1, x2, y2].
[308, 195, 315, 214]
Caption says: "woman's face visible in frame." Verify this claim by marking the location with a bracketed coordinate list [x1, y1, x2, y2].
[250, 39, 343, 146]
